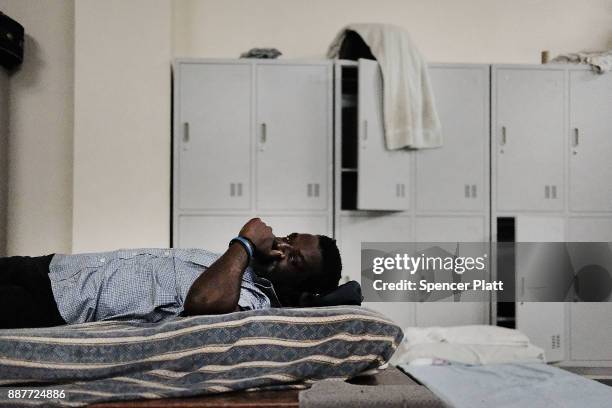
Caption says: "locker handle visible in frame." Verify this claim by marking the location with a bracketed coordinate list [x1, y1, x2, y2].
[260, 123, 267, 151]
[183, 122, 190, 143]
[363, 120, 368, 141]
[573, 128, 579, 147]
[500, 126, 507, 145]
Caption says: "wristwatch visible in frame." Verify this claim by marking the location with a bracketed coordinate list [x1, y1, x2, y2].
[229, 236, 255, 259]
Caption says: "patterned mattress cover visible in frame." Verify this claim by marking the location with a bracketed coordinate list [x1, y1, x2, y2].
[0, 306, 402, 407]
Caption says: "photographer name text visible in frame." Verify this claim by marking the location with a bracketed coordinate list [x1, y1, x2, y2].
[372, 279, 503, 292]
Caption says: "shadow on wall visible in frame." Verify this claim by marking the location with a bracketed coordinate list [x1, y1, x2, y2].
[12, 34, 42, 88]
[0, 68, 8, 256]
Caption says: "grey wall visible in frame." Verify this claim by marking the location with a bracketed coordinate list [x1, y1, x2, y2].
[0, 1, 74, 255]
[72, 0, 171, 252]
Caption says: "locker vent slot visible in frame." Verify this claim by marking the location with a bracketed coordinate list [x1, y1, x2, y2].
[551, 334, 561, 350]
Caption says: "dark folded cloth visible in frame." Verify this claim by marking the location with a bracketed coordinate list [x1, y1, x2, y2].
[299, 379, 445, 408]
[240, 48, 282, 59]
[301, 280, 363, 307]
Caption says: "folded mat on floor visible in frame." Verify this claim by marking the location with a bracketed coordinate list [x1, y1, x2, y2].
[299, 379, 444, 408]
[0, 306, 402, 407]
[399, 362, 612, 408]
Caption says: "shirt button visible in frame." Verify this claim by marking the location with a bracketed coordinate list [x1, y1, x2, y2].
[100, 257, 106, 263]
[164, 250, 170, 256]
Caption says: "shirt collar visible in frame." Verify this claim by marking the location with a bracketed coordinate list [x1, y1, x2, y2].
[252, 275, 282, 307]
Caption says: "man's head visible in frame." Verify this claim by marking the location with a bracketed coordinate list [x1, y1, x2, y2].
[253, 233, 342, 306]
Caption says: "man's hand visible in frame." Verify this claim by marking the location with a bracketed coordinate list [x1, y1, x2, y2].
[185, 218, 281, 316]
[186, 218, 273, 316]
[239, 218, 276, 259]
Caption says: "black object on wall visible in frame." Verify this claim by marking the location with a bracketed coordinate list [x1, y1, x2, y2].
[0, 12, 24, 70]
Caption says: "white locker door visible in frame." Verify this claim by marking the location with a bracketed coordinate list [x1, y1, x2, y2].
[568, 217, 612, 361]
[415, 216, 489, 326]
[515, 215, 566, 362]
[417, 66, 488, 212]
[415, 216, 487, 242]
[569, 71, 612, 212]
[177, 215, 248, 253]
[339, 214, 412, 283]
[495, 68, 565, 212]
[339, 214, 415, 330]
[515, 215, 566, 242]
[263, 215, 330, 238]
[256, 64, 330, 211]
[178, 63, 251, 210]
[357, 59, 411, 211]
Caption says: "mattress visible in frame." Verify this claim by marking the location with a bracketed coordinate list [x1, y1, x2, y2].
[400, 362, 612, 408]
[0, 306, 402, 407]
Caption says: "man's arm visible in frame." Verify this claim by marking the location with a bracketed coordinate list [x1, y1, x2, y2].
[183, 218, 274, 315]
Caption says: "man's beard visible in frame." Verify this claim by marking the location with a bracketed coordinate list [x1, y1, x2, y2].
[251, 256, 278, 280]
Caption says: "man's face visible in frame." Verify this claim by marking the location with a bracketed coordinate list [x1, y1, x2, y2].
[255, 233, 323, 288]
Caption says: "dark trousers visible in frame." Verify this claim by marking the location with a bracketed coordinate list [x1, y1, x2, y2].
[0, 255, 66, 329]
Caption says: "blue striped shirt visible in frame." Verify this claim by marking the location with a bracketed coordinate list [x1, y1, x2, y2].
[48, 249, 275, 324]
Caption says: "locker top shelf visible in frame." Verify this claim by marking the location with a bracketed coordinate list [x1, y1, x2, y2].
[173, 58, 333, 68]
[492, 63, 592, 71]
[172, 59, 593, 73]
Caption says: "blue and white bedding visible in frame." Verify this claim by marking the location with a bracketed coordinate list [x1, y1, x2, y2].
[0, 306, 402, 407]
[399, 362, 612, 408]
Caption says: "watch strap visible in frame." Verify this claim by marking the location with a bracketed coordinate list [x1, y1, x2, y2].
[229, 236, 255, 259]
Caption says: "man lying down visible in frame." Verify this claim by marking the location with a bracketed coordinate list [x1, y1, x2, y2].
[0, 218, 345, 329]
